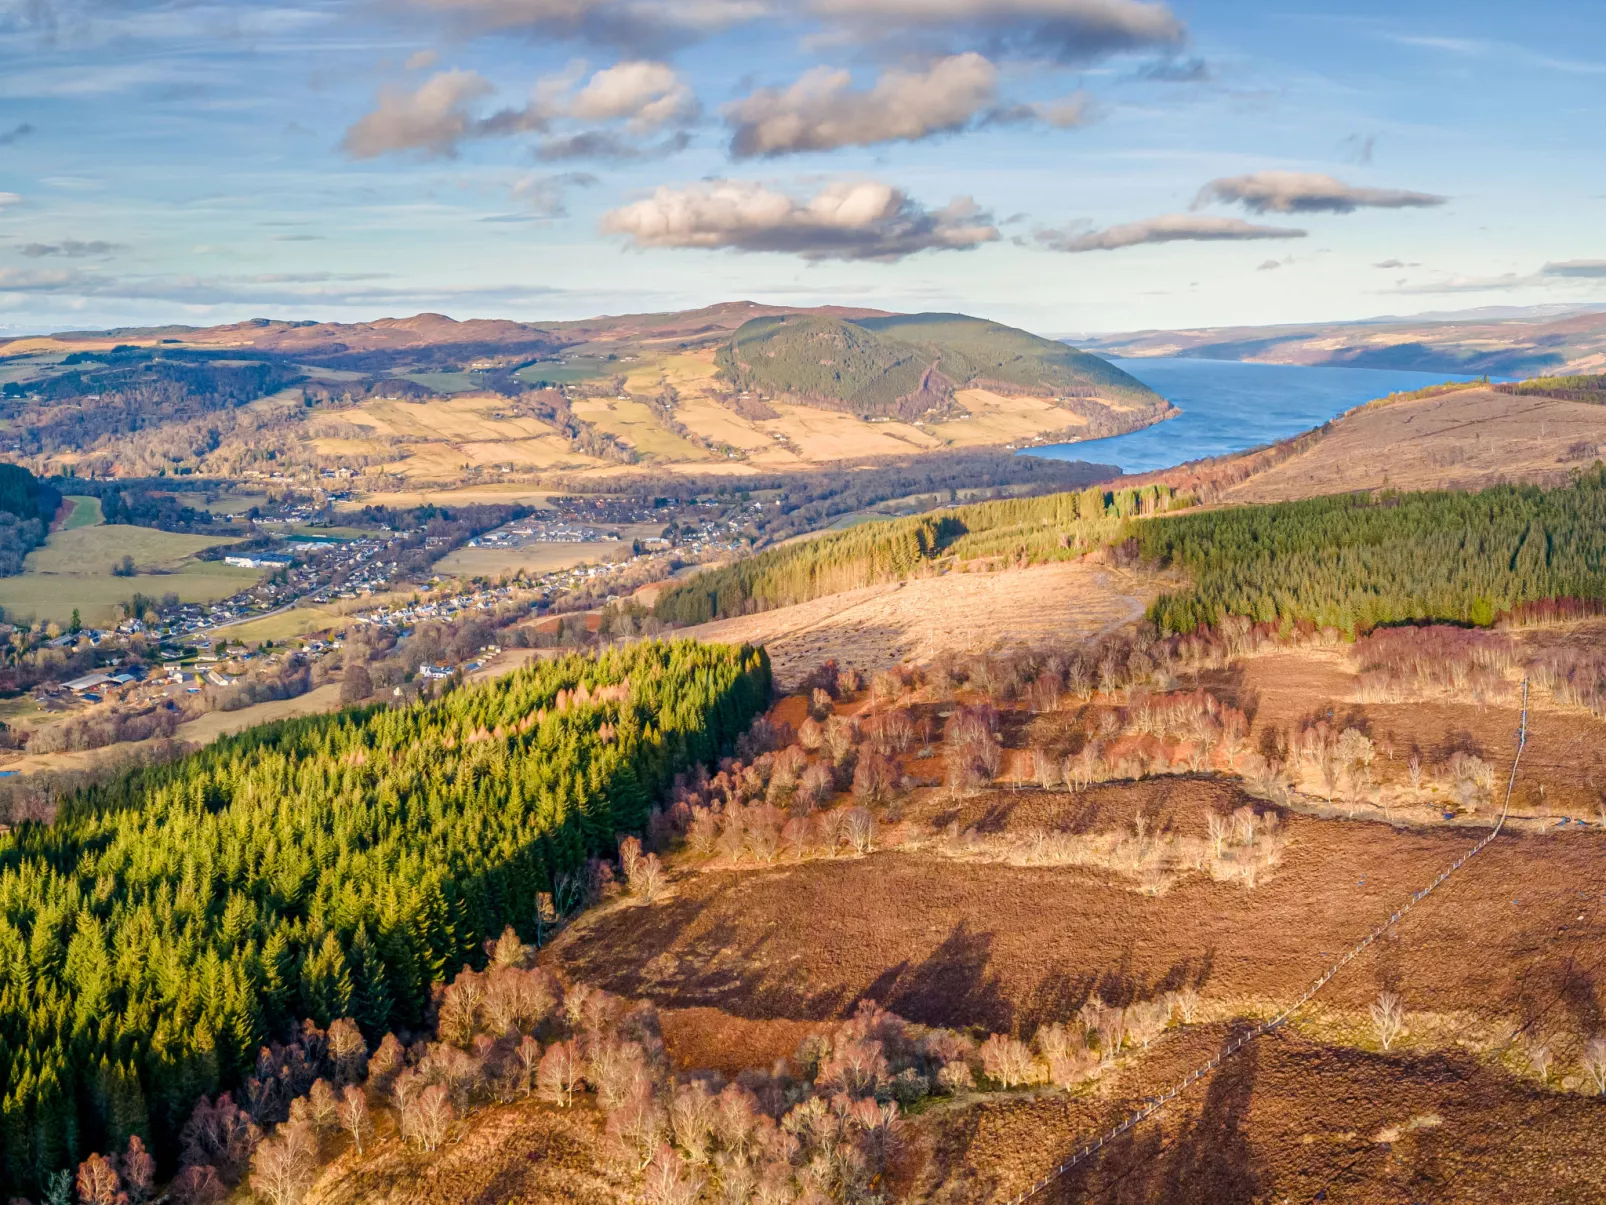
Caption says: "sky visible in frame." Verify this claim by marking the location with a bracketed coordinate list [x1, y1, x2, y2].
[0, 0, 1604, 337]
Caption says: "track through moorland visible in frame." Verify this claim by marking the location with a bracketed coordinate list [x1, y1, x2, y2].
[1004, 681, 1533, 1204]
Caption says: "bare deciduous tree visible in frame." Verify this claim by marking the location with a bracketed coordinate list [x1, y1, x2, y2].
[979, 1035, 1041, 1088]
[1369, 991, 1405, 1051]
[121, 1135, 155, 1205]
[76, 1153, 122, 1205]
[1526, 1034, 1553, 1083]
[844, 807, 877, 855]
[537, 1040, 584, 1107]
[1032, 746, 1060, 790]
[1581, 1036, 1606, 1095]
[404, 1086, 456, 1150]
[338, 1085, 372, 1155]
[248, 1122, 317, 1205]
[1168, 986, 1200, 1024]
[618, 834, 643, 883]
[642, 1143, 705, 1205]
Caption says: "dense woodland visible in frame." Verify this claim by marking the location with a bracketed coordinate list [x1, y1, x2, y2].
[0, 465, 56, 577]
[1141, 468, 1606, 634]
[0, 640, 769, 1193]
[652, 482, 1189, 625]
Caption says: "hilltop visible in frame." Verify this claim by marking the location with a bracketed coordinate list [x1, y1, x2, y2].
[716, 312, 1166, 422]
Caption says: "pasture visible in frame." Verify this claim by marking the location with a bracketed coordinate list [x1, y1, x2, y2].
[59, 495, 104, 529]
[0, 525, 254, 624]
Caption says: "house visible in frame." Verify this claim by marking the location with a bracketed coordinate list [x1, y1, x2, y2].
[225, 553, 295, 569]
[418, 665, 455, 680]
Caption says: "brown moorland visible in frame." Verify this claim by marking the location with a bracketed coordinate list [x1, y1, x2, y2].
[1222, 387, 1606, 502]
[676, 561, 1155, 687]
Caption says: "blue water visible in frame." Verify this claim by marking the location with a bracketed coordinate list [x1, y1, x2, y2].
[1025, 358, 1494, 475]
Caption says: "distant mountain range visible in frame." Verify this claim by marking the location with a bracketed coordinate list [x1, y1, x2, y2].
[1075, 306, 1606, 379]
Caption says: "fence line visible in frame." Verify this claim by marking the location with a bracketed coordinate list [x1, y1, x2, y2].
[1004, 680, 1531, 1205]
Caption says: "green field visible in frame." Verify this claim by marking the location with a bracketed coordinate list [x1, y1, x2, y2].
[0, 525, 256, 624]
[60, 495, 104, 529]
[220, 604, 347, 644]
[395, 371, 483, 394]
[514, 358, 618, 386]
[0, 561, 261, 626]
[28, 524, 236, 574]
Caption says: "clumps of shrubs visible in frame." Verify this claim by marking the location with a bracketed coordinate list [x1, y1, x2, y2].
[939, 804, 1286, 894]
[664, 709, 913, 870]
[54, 917, 1212, 1205]
[1351, 626, 1517, 705]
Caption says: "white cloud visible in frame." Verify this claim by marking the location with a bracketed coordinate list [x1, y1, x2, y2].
[342, 60, 698, 159]
[1037, 213, 1306, 252]
[0, 192, 20, 209]
[601, 178, 998, 260]
[342, 69, 511, 158]
[1195, 171, 1447, 215]
[725, 53, 998, 157]
[556, 60, 698, 132]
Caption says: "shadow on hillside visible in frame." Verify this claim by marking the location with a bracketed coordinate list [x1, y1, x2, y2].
[1047, 1025, 1261, 1204]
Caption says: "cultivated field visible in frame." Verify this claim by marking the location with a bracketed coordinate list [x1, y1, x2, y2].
[676, 561, 1154, 686]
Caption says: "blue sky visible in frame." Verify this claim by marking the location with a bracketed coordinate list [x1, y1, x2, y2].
[0, 0, 1603, 336]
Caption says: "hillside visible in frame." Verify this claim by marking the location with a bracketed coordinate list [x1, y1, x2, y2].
[0, 304, 1163, 484]
[1079, 304, 1606, 378]
[716, 311, 1167, 423]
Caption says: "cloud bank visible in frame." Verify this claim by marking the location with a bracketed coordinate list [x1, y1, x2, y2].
[1195, 171, 1447, 214]
[1037, 212, 1306, 252]
[725, 53, 1000, 157]
[342, 61, 696, 159]
[395, 0, 1183, 59]
[601, 178, 998, 260]
[1543, 260, 1606, 278]
[805, 0, 1185, 62]
[20, 240, 119, 257]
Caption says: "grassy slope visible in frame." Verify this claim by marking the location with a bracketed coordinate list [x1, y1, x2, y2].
[716, 313, 1163, 419]
[60, 495, 104, 530]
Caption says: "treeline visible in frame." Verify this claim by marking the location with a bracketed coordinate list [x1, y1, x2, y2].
[0, 639, 770, 1192]
[0, 464, 56, 576]
[652, 482, 1190, 626]
[1141, 467, 1606, 635]
[49, 479, 226, 534]
[1497, 372, 1606, 405]
[2, 360, 306, 460]
[551, 449, 1117, 546]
